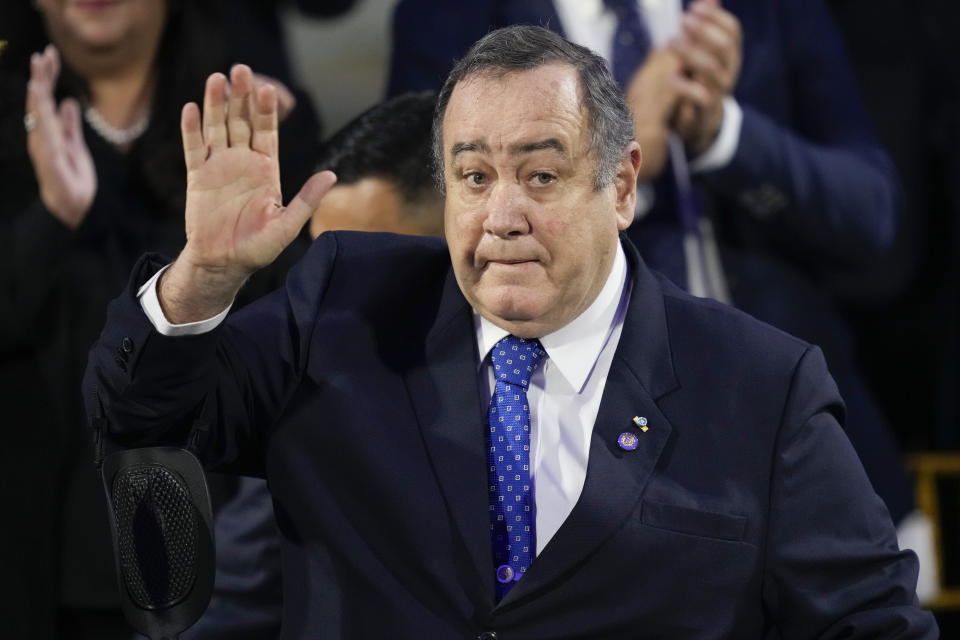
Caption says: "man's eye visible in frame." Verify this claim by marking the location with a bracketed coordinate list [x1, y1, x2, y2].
[532, 172, 556, 185]
[466, 172, 486, 185]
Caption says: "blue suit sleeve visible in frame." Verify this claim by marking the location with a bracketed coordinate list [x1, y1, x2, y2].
[763, 346, 937, 638]
[82, 234, 339, 475]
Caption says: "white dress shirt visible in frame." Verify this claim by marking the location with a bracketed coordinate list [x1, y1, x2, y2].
[475, 243, 630, 554]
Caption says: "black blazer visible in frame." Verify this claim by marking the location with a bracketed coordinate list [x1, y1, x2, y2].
[85, 233, 934, 638]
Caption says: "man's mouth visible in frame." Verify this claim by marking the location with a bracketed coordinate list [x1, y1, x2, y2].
[73, 0, 122, 10]
[484, 259, 538, 269]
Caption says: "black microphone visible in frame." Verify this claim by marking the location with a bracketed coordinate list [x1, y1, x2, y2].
[101, 447, 215, 640]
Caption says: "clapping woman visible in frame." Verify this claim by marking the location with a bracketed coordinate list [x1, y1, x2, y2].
[0, 2, 320, 637]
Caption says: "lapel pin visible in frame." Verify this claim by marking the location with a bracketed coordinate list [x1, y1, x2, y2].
[618, 432, 639, 451]
[632, 416, 649, 432]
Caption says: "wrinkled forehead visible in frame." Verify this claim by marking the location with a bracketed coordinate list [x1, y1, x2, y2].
[441, 64, 589, 152]
[447, 63, 586, 115]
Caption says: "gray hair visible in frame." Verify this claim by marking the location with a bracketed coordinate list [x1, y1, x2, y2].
[432, 25, 635, 193]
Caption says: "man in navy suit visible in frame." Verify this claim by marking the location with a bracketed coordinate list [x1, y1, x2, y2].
[86, 26, 935, 637]
[389, 0, 923, 553]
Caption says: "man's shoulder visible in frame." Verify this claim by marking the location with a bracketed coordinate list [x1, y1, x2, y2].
[651, 271, 812, 372]
[303, 230, 449, 264]
[294, 230, 449, 278]
[286, 231, 453, 307]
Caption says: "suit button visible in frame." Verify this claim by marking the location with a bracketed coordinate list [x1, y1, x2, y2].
[477, 632, 498, 640]
[121, 337, 135, 353]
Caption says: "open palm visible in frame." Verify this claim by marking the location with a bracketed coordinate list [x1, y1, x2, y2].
[179, 65, 335, 280]
[25, 45, 97, 228]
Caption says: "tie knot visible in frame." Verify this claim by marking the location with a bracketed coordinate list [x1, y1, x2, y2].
[490, 336, 546, 388]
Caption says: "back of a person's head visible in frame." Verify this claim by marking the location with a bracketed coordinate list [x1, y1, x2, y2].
[320, 91, 437, 192]
[316, 91, 441, 236]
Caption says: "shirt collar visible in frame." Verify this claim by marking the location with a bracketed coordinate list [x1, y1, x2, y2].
[475, 242, 629, 392]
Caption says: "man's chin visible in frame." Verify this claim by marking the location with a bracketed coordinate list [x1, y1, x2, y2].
[477, 285, 543, 316]
[474, 291, 558, 336]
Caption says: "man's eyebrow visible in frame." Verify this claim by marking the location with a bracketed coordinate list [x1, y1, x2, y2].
[508, 138, 566, 157]
[451, 141, 491, 157]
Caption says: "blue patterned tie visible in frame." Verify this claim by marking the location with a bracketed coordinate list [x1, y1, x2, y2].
[487, 335, 546, 599]
[604, 0, 652, 89]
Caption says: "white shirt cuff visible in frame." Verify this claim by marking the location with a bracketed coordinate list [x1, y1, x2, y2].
[689, 96, 743, 174]
[137, 264, 232, 336]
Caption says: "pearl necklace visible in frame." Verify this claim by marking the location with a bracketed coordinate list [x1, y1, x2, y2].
[84, 105, 150, 146]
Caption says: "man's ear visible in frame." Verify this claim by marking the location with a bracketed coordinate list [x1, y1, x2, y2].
[614, 141, 642, 231]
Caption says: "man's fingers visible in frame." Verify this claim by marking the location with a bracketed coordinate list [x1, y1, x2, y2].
[624, 47, 683, 123]
[181, 102, 205, 172]
[250, 83, 279, 158]
[670, 37, 724, 92]
[684, 2, 742, 86]
[690, 0, 742, 43]
[682, 14, 734, 65]
[671, 101, 699, 140]
[202, 73, 229, 153]
[228, 64, 253, 147]
[671, 75, 712, 110]
[282, 171, 338, 232]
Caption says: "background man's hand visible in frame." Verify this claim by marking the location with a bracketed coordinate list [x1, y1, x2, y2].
[159, 64, 336, 323]
[625, 47, 683, 181]
[25, 45, 96, 229]
[669, 0, 742, 155]
[252, 73, 297, 122]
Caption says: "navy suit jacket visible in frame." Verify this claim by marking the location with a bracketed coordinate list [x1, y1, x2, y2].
[85, 233, 934, 638]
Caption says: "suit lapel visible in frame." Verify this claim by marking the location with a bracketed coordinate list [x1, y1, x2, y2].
[404, 241, 680, 609]
[402, 268, 497, 606]
[498, 239, 680, 608]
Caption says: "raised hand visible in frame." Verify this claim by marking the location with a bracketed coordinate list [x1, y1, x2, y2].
[160, 64, 336, 323]
[25, 45, 97, 229]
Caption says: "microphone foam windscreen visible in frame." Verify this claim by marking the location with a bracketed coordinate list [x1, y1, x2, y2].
[112, 464, 199, 609]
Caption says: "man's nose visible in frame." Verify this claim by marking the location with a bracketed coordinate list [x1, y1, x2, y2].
[482, 182, 530, 237]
